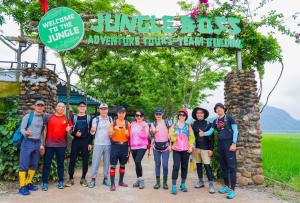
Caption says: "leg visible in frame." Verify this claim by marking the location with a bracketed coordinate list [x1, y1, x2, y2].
[225, 146, 237, 190]
[68, 140, 79, 180]
[19, 139, 32, 188]
[81, 139, 89, 179]
[42, 147, 55, 184]
[131, 149, 138, 178]
[180, 151, 190, 183]
[118, 145, 129, 185]
[55, 147, 66, 183]
[134, 149, 146, 178]
[162, 150, 170, 190]
[103, 145, 111, 179]
[172, 150, 181, 185]
[90, 145, 102, 179]
[153, 149, 161, 177]
[26, 141, 41, 186]
[110, 144, 118, 189]
[200, 149, 214, 182]
[218, 142, 229, 187]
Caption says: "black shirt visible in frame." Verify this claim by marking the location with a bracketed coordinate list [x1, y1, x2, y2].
[72, 115, 92, 144]
[212, 115, 236, 141]
[192, 120, 214, 150]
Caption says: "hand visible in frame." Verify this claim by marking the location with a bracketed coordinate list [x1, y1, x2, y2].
[188, 147, 193, 153]
[168, 145, 172, 152]
[90, 127, 96, 135]
[39, 146, 45, 156]
[229, 143, 237, 151]
[66, 126, 71, 133]
[125, 129, 129, 137]
[199, 130, 205, 137]
[88, 144, 93, 151]
[76, 130, 82, 137]
[208, 150, 213, 157]
[25, 129, 32, 136]
[114, 126, 120, 131]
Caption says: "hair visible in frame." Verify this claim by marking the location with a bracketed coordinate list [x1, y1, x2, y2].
[135, 109, 145, 116]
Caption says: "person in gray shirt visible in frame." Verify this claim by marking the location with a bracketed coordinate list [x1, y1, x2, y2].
[89, 103, 112, 188]
[18, 100, 45, 196]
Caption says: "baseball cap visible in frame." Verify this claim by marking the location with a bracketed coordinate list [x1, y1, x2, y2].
[35, 100, 45, 106]
[117, 106, 126, 113]
[99, 103, 108, 109]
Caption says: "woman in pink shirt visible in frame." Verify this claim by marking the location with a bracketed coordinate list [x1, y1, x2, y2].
[150, 108, 171, 190]
[130, 110, 149, 189]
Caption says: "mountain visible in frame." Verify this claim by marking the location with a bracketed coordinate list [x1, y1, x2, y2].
[260, 106, 300, 133]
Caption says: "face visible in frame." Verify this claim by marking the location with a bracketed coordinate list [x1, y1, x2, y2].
[135, 112, 144, 122]
[35, 104, 45, 114]
[155, 112, 163, 120]
[99, 107, 108, 116]
[196, 110, 205, 120]
[78, 104, 87, 113]
[56, 103, 65, 114]
[178, 112, 186, 122]
[216, 107, 225, 116]
[117, 111, 126, 120]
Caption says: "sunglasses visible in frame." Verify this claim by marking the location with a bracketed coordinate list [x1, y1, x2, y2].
[178, 113, 186, 117]
[155, 113, 162, 116]
[36, 104, 44, 107]
[135, 114, 143, 117]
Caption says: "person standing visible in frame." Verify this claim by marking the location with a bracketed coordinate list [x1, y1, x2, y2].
[41, 102, 72, 191]
[66, 101, 92, 187]
[89, 103, 113, 188]
[201, 103, 239, 199]
[151, 108, 171, 190]
[191, 107, 215, 193]
[130, 110, 149, 189]
[108, 106, 131, 191]
[170, 109, 195, 195]
[18, 100, 45, 195]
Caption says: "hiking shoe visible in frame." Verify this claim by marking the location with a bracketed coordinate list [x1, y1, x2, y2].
[171, 185, 177, 195]
[195, 179, 204, 188]
[153, 178, 161, 189]
[80, 178, 88, 187]
[163, 176, 168, 190]
[227, 191, 237, 199]
[27, 183, 38, 191]
[218, 186, 231, 194]
[89, 180, 96, 188]
[139, 178, 145, 189]
[110, 184, 116, 191]
[57, 181, 64, 189]
[208, 181, 215, 194]
[180, 183, 188, 192]
[65, 179, 74, 187]
[18, 186, 30, 196]
[133, 179, 139, 187]
[118, 182, 128, 187]
[103, 178, 111, 186]
[41, 183, 48, 191]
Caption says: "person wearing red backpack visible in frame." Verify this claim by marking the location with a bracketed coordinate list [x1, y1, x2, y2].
[18, 100, 45, 196]
[130, 110, 149, 189]
[41, 102, 72, 191]
[151, 108, 171, 190]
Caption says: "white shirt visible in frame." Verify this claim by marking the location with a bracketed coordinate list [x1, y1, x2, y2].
[92, 116, 111, 145]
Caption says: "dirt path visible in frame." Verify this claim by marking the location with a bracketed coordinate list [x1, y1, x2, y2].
[0, 155, 285, 203]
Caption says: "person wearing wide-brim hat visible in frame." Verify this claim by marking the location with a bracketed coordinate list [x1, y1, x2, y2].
[169, 109, 195, 195]
[191, 107, 215, 194]
[200, 103, 239, 199]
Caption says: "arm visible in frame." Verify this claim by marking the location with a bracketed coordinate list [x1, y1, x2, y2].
[42, 125, 47, 147]
[169, 125, 177, 142]
[88, 117, 93, 145]
[231, 124, 238, 144]
[109, 123, 114, 138]
[188, 126, 195, 148]
[204, 127, 215, 136]
[20, 114, 29, 136]
[140, 122, 150, 138]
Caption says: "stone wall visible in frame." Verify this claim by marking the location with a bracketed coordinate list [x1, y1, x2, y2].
[19, 67, 57, 115]
[224, 69, 264, 186]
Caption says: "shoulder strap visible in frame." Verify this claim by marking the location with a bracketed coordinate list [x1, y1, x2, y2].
[26, 112, 34, 129]
[154, 120, 157, 128]
[87, 115, 91, 129]
[72, 115, 78, 132]
[109, 116, 113, 123]
[164, 120, 171, 129]
[113, 120, 117, 127]
[125, 120, 129, 130]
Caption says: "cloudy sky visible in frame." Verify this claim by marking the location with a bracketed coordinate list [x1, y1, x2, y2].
[0, 0, 299, 119]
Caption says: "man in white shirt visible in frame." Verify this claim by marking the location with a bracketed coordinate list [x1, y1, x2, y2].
[88, 103, 112, 188]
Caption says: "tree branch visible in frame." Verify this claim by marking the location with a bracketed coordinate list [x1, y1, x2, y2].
[0, 35, 17, 52]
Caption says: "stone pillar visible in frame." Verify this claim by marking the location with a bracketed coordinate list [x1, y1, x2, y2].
[19, 67, 57, 115]
[224, 69, 264, 186]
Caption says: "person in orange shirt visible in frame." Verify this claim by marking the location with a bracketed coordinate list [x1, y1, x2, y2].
[109, 106, 131, 191]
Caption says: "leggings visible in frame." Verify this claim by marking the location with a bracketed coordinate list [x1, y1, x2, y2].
[172, 150, 190, 183]
[153, 149, 169, 177]
[131, 149, 147, 178]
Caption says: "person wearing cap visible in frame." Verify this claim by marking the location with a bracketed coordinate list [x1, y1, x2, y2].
[18, 100, 45, 195]
[191, 107, 215, 193]
[108, 106, 131, 191]
[200, 103, 239, 199]
[169, 109, 195, 195]
[150, 108, 171, 190]
[66, 101, 92, 187]
[88, 103, 113, 188]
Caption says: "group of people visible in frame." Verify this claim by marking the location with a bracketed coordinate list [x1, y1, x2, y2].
[17, 100, 239, 199]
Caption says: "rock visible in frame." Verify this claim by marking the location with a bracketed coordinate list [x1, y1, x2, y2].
[242, 171, 252, 178]
[252, 175, 264, 184]
[238, 177, 249, 186]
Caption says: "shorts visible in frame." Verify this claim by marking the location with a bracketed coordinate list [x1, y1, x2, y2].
[192, 148, 210, 164]
[110, 143, 129, 166]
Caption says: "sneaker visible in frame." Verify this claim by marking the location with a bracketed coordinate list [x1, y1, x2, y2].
[208, 181, 215, 194]
[65, 179, 75, 187]
[58, 181, 65, 189]
[80, 178, 88, 187]
[133, 179, 139, 188]
[218, 186, 231, 194]
[110, 184, 116, 191]
[171, 185, 177, 195]
[118, 182, 128, 187]
[180, 183, 188, 192]
[18, 186, 30, 196]
[103, 178, 111, 186]
[227, 191, 237, 199]
[89, 180, 96, 188]
[26, 183, 38, 191]
[139, 178, 145, 189]
[41, 183, 48, 191]
[195, 179, 204, 188]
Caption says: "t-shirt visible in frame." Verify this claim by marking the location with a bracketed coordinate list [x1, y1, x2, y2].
[92, 116, 111, 146]
[212, 115, 236, 141]
[46, 114, 72, 147]
[151, 120, 169, 142]
[20, 113, 44, 142]
[109, 119, 131, 143]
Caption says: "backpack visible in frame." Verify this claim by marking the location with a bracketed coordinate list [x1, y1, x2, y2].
[72, 114, 92, 132]
[12, 112, 34, 148]
[94, 116, 113, 134]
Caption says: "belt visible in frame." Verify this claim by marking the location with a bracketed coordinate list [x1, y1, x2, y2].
[112, 141, 128, 145]
[24, 138, 41, 142]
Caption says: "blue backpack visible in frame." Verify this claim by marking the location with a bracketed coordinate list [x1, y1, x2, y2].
[12, 112, 34, 148]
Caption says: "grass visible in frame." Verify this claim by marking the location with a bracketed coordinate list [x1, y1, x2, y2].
[262, 133, 300, 191]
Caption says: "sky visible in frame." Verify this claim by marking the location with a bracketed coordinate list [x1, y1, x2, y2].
[0, 0, 299, 119]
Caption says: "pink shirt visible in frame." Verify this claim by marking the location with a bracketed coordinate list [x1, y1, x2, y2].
[151, 120, 169, 142]
[130, 121, 149, 150]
